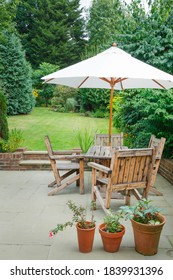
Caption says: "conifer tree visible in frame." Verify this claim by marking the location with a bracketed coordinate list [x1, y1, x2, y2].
[0, 33, 35, 115]
[15, 0, 86, 69]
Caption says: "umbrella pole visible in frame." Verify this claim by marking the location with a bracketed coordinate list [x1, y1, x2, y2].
[108, 84, 114, 146]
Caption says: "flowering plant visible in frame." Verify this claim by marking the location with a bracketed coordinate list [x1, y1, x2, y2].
[49, 200, 95, 237]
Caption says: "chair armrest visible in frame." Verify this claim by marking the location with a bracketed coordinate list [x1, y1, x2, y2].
[87, 162, 112, 174]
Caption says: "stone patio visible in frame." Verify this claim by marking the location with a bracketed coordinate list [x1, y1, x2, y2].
[0, 170, 173, 260]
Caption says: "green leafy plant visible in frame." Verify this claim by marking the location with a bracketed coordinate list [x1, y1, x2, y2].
[120, 198, 162, 225]
[75, 128, 95, 153]
[49, 200, 96, 237]
[103, 211, 124, 233]
[0, 128, 24, 152]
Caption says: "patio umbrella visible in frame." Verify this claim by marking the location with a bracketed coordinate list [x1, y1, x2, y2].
[42, 43, 173, 144]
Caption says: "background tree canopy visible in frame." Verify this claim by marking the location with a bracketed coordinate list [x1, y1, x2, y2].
[0, 0, 172, 156]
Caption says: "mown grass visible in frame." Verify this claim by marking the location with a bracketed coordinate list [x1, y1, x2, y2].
[8, 107, 118, 150]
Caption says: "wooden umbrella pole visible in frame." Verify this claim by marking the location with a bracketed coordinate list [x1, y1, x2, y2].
[108, 84, 114, 146]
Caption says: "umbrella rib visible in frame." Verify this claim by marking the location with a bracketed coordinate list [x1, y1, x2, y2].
[78, 77, 89, 88]
[152, 79, 166, 89]
[45, 78, 54, 83]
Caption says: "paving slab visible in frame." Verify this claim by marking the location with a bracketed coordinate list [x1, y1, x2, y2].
[0, 170, 173, 260]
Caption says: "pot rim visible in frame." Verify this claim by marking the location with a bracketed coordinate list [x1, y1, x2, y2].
[131, 213, 166, 227]
[76, 221, 96, 231]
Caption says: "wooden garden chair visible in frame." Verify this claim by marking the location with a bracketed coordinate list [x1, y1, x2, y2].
[44, 135, 84, 196]
[148, 135, 166, 196]
[94, 132, 123, 148]
[88, 147, 157, 213]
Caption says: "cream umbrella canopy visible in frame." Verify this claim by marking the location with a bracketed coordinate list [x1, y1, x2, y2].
[42, 43, 173, 144]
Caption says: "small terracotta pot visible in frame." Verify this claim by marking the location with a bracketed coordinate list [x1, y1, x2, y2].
[76, 222, 96, 253]
[131, 213, 166, 256]
[99, 223, 125, 253]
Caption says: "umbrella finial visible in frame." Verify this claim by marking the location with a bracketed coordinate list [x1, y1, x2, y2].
[112, 42, 117, 47]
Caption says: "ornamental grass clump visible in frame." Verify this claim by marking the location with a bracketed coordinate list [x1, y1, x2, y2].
[49, 200, 95, 237]
[120, 198, 162, 225]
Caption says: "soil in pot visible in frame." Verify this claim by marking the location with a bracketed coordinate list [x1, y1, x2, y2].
[131, 214, 166, 256]
[99, 223, 125, 253]
[76, 222, 96, 253]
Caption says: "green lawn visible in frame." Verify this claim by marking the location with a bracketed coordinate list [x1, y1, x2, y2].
[8, 107, 118, 150]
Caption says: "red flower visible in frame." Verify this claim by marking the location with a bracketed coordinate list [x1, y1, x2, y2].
[49, 231, 54, 238]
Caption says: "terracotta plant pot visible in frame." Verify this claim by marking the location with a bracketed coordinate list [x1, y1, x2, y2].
[99, 223, 125, 253]
[131, 213, 166, 256]
[76, 222, 96, 253]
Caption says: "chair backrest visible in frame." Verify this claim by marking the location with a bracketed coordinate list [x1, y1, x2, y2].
[148, 135, 166, 159]
[148, 135, 166, 187]
[94, 133, 123, 147]
[44, 135, 54, 157]
[109, 148, 156, 191]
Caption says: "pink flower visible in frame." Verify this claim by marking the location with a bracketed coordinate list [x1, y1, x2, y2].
[49, 231, 54, 238]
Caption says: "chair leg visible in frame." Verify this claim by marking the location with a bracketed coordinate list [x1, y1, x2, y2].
[76, 170, 79, 187]
[48, 180, 56, 187]
[48, 174, 80, 196]
[125, 190, 131, 205]
[91, 168, 96, 202]
[79, 159, 84, 194]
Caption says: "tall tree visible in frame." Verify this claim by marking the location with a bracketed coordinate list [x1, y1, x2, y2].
[117, 0, 173, 74]
[15, 0, 86, 69]
[87, 0, 126, 48]
[0, 0, 19, 36]
[0, 33, 35, 115]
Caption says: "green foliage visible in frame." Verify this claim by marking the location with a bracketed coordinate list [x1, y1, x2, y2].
[79, 88, 110, 114]
[65, 98, 77, 112]
[0, 128, 24, 152]
[75, 128, 95, 153]
[50, 200, 95, 236]
[103, 211, 124, 233]
[32, 62, 58, 107]
[50, 85, 79, 112]
[120, 198, 162, 225]
[15, 0, 86, 69]
[0, 33, 35, 115]
[113, 89, 173, 157]
[117, 0, 173, 75]
[87, 0, 125, 47]
[0, 87, 9, 145]
[0, 0, 19, 37]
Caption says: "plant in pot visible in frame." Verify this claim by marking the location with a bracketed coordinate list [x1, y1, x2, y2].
[120, 198, 166, 256]
[99, 210, 125, 253]
[49, 200, 96, 253]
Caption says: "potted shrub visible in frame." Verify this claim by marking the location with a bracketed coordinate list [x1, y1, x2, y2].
[49, 200, 96, 253]
[120, 198, 166, 256]
[99, 211, 125, 253]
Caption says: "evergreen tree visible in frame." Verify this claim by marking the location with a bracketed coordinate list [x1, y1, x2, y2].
[0, 0, 19, 37]
[15, 0, 86, 69]
[87, 0, 126, 48]
[0, 87, 9, 142]
[0, 33, 35, 115]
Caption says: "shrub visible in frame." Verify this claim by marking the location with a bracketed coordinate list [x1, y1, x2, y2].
[65, 98, 77, 112]
[0, 88, 9, 139]
[0, 128, 24, 152]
